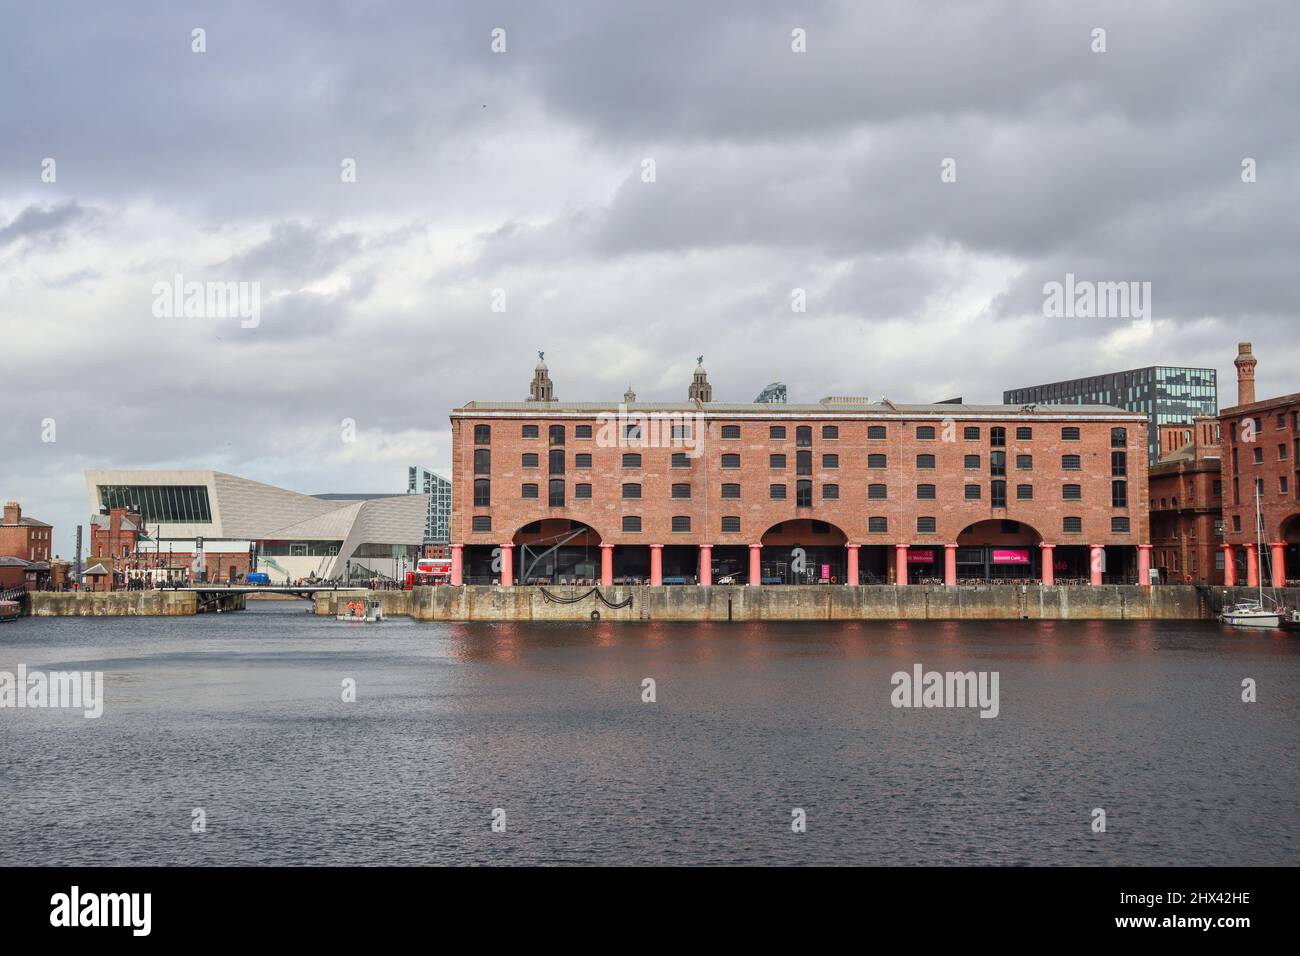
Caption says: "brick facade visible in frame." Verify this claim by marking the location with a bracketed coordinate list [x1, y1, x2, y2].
[450, 368, 1150, 586]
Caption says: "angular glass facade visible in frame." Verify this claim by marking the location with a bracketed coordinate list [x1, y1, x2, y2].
[98, 485, 213, 523]
[1004, 365, 1217, 463]
[408, 465, 451, 544]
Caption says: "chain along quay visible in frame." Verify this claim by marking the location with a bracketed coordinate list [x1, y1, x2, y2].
[11, 583, 1299, 622]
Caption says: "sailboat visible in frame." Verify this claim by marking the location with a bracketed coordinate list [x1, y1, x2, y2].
[1220, 486, 1281, 628]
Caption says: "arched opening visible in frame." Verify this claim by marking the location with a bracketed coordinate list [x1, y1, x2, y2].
[511, 519, 602, 585]
[759, 519, 848, 584]
[1280, 513, 1300, 584]
[954, 519, 1044, 584]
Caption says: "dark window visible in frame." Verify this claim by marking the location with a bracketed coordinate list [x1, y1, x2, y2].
[822, 453, 839, 468]
[474, 448, 491, 475]
[622, 453, 642, 468]
[521, 483, 538, 499]
[1016, 426, 1032, 440]
[770, 483, 787, 500]
[917, 425, 936, 440]
[917, 516, 936, 533]
[623, 516, 641, 533]
[1111, 452, 1126, 476]
[868, 425, 887, 440]
[868, 517, 888, 533]
[721, 425, 741, 439]
[721, 483, 741, 499]
[1062, 454, 1081, 470]
[574, 483, 592, 499]
[822, 483, 839, 500]
[964, 454, 980, 469]
[672, 516, 691, 533]
[868, 453, 887, 468]
[474, 424, 491, 445]
[549, 449, 565, 475]
[1016, 483, 1033, 500]
[770, 453, 787, 469]
[916, 454, 935, 469]
[622, 483, 642, 499]
[671, 424, 692, 440]
[722, 453, 741, 469]
[1062, 484, 1082, 500]
[623, 424, 640, 440]
[797, 450, 812, 475]
[990, 427, 1006, 448]
[672, 453, 690, 468]
[1111, 516, 1130, 533]
[1016, 454, 1033, 470]
[991, 480, 1007, 508]
[671, 483, 691, 499]
[990, 451, 1006, 476]
[575, 453, 592, 469]
[522, 453, 539, 468]
[548, 480, 565, 507]
[575, 424, 592, 439]
[796, 480, 813, 507]
[964, 484, 981, 500]
[721, 516, 741, 533]
[473, 479, 490, 507]
[1063, 516, 1082, 533]
[917, 483, 936, 499]
[822, 425, 839, 439]
[868, 483, 887, 500]
[964, 426, 980, 440]
[549, 425, 565, 446]
[471, 515, 492, 532]
[1111, 480, 1127, 507]
[1062, 426, 1080, 441]
[796, 426, 812, 447]
[1111, 427, 1127, 447]
[522, 425, 538, 438]
[769, 425, 786, 439]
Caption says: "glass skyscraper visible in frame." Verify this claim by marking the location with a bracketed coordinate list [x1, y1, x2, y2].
[1004, 366, 1218, 464]
[407, 466, 451, 544]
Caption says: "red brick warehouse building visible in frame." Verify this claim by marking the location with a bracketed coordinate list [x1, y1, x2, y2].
[1219, 342, 1300, 587]
[448, 358, 1151, 587]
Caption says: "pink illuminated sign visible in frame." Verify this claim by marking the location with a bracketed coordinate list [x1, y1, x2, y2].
[907, 549, 936, 564]
[992, 548, 1030, 564]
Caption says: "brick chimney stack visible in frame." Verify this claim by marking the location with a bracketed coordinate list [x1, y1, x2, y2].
[2, 501, 19, 525]
[1234, 341, 1257, 406]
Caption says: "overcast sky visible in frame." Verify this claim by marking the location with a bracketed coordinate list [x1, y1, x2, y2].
[3, 0, 1298, 558]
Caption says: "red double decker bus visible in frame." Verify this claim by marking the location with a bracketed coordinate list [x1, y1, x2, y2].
[405, 558, 452, 589]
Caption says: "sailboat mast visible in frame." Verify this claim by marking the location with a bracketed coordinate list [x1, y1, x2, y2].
[1256, 484, 1265, 604]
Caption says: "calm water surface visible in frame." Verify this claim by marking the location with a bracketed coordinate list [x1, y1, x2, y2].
[1, 603, 1296, 865]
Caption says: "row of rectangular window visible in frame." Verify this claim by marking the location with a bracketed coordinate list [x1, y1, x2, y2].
[498, 450, 1128, 473]
[468, 514, 1131, 534]
[473, 423, 1128, 445]
[476, 478, 1128, 508]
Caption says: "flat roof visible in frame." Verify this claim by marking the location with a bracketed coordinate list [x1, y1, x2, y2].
[453, 400, 1144, 420]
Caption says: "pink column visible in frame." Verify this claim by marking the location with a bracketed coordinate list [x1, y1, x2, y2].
[650, 544, 663, 586]
[1039, 543, 1055, 586]
[699, 545, 712, 586]
[498, 544, 513, 586]
[1222, 544, 1236, 587]
[895, 544, 908, 586]
[1245, 543, 1259, 588]
[600, 544, 613, 587]
[944, 544, 958, 586]
[1089, 545, 1104, 585]
[1271, 542, 1287, 589]
[845, 544, 860, 585]
[748, 543, 762, 585]
[1137, 544, 1152, 587]
[450, 544, 463, 586]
